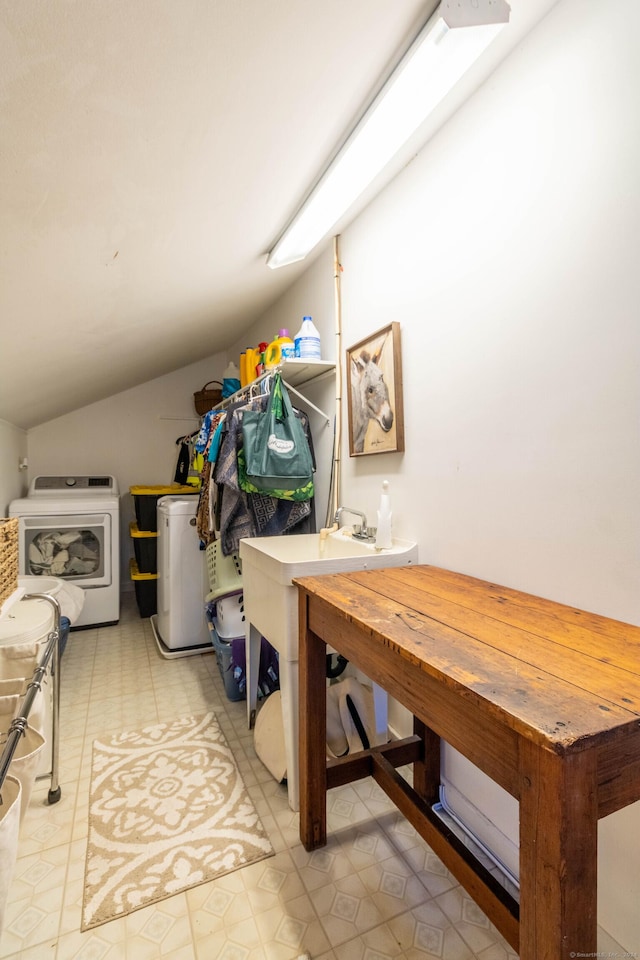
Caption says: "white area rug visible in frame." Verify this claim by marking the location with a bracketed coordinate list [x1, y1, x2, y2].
[82, 712, 273, 929]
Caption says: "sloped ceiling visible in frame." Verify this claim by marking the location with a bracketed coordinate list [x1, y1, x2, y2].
[0, 0, 556, 430]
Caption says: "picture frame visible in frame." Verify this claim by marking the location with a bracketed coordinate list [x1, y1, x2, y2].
[346, 321, 404, 457]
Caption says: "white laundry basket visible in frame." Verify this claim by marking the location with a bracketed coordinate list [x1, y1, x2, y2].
[0, 679, 46, 738]
[0, 598, 54, 778]
[214, 593, 245, 638]
[205, 540, 242, 601]
[18, 575, 85, 625]
[0, 776, 21, 937]
[0, 695, 45, 822]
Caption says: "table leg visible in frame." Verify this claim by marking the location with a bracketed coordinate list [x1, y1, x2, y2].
[519, 741, 598, 960]
[245, 622, 261, 729]
[299, 594, 327, 851]
[278, 658, 300, 811]
[412, 717, 440, 805]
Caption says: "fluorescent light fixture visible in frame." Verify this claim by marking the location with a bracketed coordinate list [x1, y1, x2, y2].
[267, 0, 510, 269]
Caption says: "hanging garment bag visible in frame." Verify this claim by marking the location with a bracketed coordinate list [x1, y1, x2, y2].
[241, 374, 314, 495]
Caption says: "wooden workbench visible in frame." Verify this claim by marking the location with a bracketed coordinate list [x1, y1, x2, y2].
[295, 565, 640, 960]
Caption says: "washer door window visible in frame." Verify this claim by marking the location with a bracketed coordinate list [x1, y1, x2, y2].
[20, 514, 111, 586]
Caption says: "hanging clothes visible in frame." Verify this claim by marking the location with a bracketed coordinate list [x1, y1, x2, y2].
[173, 437, 191, 485]
[213, 393, 316, 556]
[187, 451, 203, 487]
[173, 432, 202, 488]
[194, 410, 227, 546]
[189, 375, 317, 553]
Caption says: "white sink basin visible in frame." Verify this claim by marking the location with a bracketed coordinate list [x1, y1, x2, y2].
[240, 530, 418, 586]
[240, 532, 418, 657]
[240, 529, 419, 811]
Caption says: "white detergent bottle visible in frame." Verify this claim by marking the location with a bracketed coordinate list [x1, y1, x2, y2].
[375, 480, 392, 549]
[294, 316, 321, 360]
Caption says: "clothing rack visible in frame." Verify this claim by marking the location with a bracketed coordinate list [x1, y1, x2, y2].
[0, 592, 62, 807]
[212, 368, 332, 424]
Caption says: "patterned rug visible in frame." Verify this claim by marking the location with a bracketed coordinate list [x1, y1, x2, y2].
[82, 712, 273, 930]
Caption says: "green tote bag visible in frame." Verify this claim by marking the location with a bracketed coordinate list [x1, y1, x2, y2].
[241, 374, 314, 494]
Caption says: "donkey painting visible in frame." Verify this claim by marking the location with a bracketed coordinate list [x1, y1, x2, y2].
[350, 336, 394, 454]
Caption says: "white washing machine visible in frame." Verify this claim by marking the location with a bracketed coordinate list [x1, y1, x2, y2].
[9, 476, 120, 628]
[150, 497, 210, 659]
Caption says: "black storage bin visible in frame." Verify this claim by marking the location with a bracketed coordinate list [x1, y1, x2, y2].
[130, 559, 157, 617]
[130, 522, 157, 574]
[130, 485, 197, 532]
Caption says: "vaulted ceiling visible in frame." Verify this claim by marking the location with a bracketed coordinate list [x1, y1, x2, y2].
[0, 0, 556, 429]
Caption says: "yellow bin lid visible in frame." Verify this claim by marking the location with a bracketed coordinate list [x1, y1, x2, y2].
[129, 559, 158, 581]
[130, 484, 197, 496]
[129, 522, 158, 539]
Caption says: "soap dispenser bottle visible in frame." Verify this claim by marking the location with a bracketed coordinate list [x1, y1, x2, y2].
[375, 480, 392, 549]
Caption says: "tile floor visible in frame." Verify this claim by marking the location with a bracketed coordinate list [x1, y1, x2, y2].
[0, 595, 627, 959]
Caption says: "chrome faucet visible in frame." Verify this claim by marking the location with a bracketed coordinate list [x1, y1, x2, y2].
[334, 506, 374, 541]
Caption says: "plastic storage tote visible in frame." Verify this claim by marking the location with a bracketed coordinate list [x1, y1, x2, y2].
[129, 522, 158, 574]
[205, 610, 245, 701]
[130, 485, 198, 532]
[129, 558, 157, 618]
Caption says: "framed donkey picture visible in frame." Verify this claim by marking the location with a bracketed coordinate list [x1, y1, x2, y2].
[346, 322, 404, 457]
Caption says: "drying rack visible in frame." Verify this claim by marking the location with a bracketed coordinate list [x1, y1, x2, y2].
[212, 367, 333, 424]
[0, 592, 62, 807]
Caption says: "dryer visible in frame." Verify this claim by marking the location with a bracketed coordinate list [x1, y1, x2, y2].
[9, 476, 120, 628]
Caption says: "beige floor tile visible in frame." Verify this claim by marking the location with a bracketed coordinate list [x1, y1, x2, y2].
[253, 892, 329, 950]
[332, 921, 406, 959]
[14, 790, 77, 857]
[399, 838, 460, 900]
[1, 594, 539, 960]
[54, 916, 128, 959]
[475, 942, 518, 960]
[7, 843, 70, 904]
[386, 900, 477, 959]
[194, 916, 265, 958]
[336, 822, 398, 873]
[122, 896, 195, 959]
[357, 853, 433, 920]
[435, 888, 509, 957]
[0, 890, 63, 957]
[310, 872, 386, 947]
[290, 836, 357, 893]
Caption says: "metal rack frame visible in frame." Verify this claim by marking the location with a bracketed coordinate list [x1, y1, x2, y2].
[0, 592, 62, 807]
[213, 367, 333, 423]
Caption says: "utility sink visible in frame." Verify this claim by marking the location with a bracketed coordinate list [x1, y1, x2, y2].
[239, 530, 419, 811]
[240, 530, 418, 586]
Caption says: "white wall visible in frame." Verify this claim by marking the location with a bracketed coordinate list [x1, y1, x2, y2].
[337, 0, 640, 617]
[21, 0, 639, 946]
[228, 251, 338, 532]
[235, 0, 640, 948]
[0, 419, 27, 515]
[26, 352, 226, 577]
[337, 0, 640, 605]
